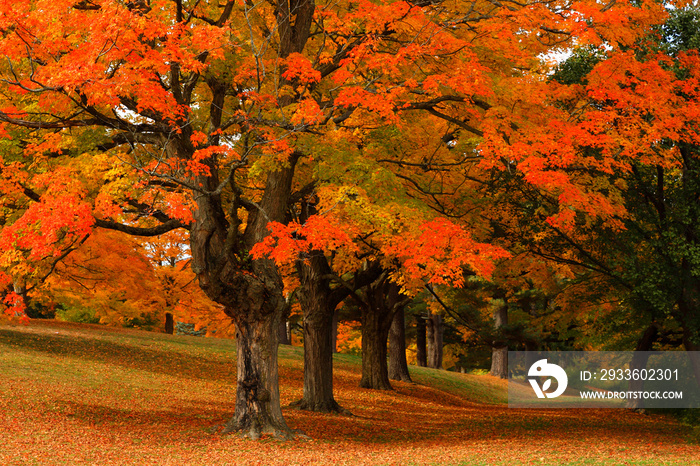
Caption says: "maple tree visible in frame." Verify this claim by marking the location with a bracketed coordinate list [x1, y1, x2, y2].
[552, 5, 700, 377]
[254, 184, 509, 391]
[0, 0, 686, 440]
[452, 3, 700, 384]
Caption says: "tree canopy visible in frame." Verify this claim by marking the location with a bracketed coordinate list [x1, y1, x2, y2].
[1, 0, 699, 439]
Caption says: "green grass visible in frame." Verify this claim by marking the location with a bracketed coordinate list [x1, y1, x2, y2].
[0, 320, 698, 466]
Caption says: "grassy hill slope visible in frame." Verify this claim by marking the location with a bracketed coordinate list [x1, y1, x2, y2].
[0, 320, 697, 465]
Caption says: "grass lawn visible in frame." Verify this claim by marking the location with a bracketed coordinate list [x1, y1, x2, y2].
[0, 320, 698, 465]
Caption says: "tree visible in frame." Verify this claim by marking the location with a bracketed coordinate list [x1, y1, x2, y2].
[388, 306, 412, 382]
[292, 251, 350, 412]
[254, 186, 509, 390]
[0, 0, 671, 439]
[475, 5, 700, 382]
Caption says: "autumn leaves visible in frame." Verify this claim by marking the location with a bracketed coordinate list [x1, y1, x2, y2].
[0, 0, 698, 439]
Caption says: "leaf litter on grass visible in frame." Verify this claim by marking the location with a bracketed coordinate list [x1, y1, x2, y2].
[0, 320, 698, 466]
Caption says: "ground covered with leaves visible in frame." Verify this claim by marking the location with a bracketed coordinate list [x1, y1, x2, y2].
[0, 320, 697, 465]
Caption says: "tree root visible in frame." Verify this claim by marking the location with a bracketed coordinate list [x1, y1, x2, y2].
[211, 418, 309, 440]
[289, 398, 353, 416]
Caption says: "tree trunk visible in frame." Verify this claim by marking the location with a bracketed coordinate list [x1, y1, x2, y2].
[426, 312, 443, 369]
[426, 313, 435, 367]
[360, 305, 393, 390]
[278, 319, 290, 345]
[222, 313, 293, 439]
[388, 307, 412, 382]
[490, 303, 508, 379]
[627, 324, 658, 410]
[164, 312, 174, 334]
[331, 309, 338, 354]
[359, 276, 402, 390]
[294, 308, 338, 411]
[416, 315, 427, 367]
[190, 157, 299, 438]
[12, 279, 29, 315]
[490, 348, 508, 378]
[292, 253, 349, 413]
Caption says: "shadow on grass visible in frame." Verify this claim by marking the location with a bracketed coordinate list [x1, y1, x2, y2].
[0, 327, 238, 382]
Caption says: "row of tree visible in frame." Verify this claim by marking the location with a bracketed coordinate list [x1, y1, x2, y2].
[1, 0, 699, 439]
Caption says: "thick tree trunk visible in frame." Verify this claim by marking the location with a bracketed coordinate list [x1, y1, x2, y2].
[490, 304, 508, 379]
[292, 254, 349, 413]
[359, 277, 403, 390]
[416, 315, 427, 367]
[331, 309, 338, 354]
[388, 307, 412, 382]
[190, 158, 299, 438]
[222, 313, 293, 439]
[490, 348, 508, 378]
[627, 324, 658, 410]
[426, 312, 443, 369]
[360, 306, 393, 390]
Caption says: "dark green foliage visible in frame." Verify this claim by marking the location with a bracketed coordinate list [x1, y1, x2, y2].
[56, 306, 102, 324]
[551, 46, 604, 86]
[175, 321, 207, 337]
[662, 8, 700, 56]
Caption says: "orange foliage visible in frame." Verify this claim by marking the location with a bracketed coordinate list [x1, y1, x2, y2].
[252, 187, 509, 294]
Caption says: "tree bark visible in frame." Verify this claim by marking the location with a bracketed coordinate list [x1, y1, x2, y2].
[627, 323, 658, 410]
[278, 319, 290, 345]
[164, 312, 174, 334]
[222, 313, 291, 439]
[292, 253, 348, 413]
[359, 273, 405, 390]
[360, 304, 393, 390]
[331, 309, 338, 354]
[388, 307, 412, 382]
[426, 312, 443, 369]
[416, 315, 427, 367]
[490, 303, 508, 379]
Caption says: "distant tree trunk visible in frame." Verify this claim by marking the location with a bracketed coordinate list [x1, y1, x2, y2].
[164, 312, 174, 334]
[388, 307, 412, 382]
[12, 279, 29, 313]
[627, 323, 658, 410]
[292, 253, 348, 413]
[490, 303, 508, 379]
[678, 289, 700, 390]
[360, 307, 393, 390]
[426, 312, 443, 369]
[278, 319, 290, 345]
[416, 315, 427, 367]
